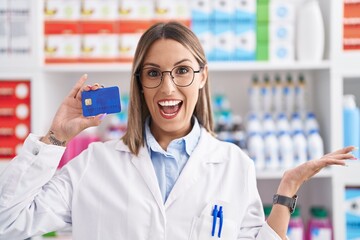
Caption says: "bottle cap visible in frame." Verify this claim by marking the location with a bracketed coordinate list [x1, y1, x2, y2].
[263, 205, 272, 217]
[343, 95, 357, 109]
[291, 206, 301, 217]
[310, 206, 328, 218]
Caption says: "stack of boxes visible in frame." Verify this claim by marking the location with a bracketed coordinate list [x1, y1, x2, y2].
[191, 0, 256, 61]
[257, 0, 295, 62]
[0, 80, 31, 159]
[343, 1, 360, 50]
[44, 0, 190, 64]
[43, 0, 298, 63]
[234, 0, 257, 61]
[0, 0, 31, 57]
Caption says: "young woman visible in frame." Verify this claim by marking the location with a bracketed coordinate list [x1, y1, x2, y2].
[0, 22, 355, 240]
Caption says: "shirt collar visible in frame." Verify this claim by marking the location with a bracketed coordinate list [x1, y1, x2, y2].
[144, 116, 201, 156]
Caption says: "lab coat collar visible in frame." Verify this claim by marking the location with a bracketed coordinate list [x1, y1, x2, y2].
[130, 146, 166, 218]
[114, 128, 226, 214]
[164, 128, 225, 208]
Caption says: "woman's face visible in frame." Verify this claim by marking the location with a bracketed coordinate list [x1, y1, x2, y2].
[141, 39, 207, 143]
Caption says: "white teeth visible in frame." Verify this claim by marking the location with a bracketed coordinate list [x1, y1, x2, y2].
[158, 100, 182, 106]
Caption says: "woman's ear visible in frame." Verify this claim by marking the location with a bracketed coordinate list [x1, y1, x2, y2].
[199, 65, 208, 89]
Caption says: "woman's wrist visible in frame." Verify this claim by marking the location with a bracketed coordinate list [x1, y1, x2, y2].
[41, 130, 68, 147]
[276, 170, 301, 197]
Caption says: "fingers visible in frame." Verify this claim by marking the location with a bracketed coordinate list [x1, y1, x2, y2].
[329, 146, 357, 155]
[70, 74, 88, 99]
[75, 80, 105, 101]
[82, 113, 107, 128]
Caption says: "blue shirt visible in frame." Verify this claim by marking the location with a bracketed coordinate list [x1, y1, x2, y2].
[144, 117, 201, 202]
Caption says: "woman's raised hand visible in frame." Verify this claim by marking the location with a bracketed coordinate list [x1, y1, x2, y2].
[41, 74, 106, 146]
[277, 146, 357, 196]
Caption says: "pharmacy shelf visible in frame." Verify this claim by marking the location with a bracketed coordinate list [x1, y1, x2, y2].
[341, 69, 360, 78]
[337, 51, 360, 78]
[208, 60, 331, 72]
[41, 60, 332, 73]
[42, 63, 133, 73]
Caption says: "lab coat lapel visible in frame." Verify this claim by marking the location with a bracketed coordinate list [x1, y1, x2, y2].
[130, 146, 165, 216]
[165, 129, 224, 208]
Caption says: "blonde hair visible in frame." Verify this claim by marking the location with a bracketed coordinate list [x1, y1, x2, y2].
[122, 21, 214, 155]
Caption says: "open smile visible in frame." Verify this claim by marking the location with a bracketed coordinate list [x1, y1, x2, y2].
[158, 100, 183, 119]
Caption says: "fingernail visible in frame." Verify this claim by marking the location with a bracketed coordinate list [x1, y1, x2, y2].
[84, 73, 88, 79]
[99, 113, 107, 120]
[350, 157, 358, 160]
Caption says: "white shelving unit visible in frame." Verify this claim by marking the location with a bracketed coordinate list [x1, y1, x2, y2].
[1, 0, 359, 239]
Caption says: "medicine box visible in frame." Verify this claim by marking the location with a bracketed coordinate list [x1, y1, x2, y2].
[80, 21, 119, 62]
[270, 23, 294, 43]
[44, 0, 81, 20]
[345, 186, 360, 240]
[191, 20, 214, 61]
[234, 21, 256, 61]
[191, 0, 212, 21]
[213, 21, 235, 61]
[118, 0, 154, 20]
[212, 0, 235, 22]
[118, 32, 142, 62]
[270, 0, 295, 23]
[270, 41, 294, 62]
[44, 22, 81, 63]
[81, 0, 119, 20]
[234, 0, 256, 22]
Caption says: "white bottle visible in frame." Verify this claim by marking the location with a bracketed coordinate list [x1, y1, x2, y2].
[278, 131, 294, 169]
[231, 115, 247, 149]
[273, 74, 284, 114]
[216, 116, 232, 142]
[276, 112, 290, 134]
[263, 113, 276, 133]
[305, 112, 319, 135]
[293, 130, 308, 164]
[262, 75, 272, 113]
[284, 74, 295, 116]
[247, 132, 266, 170]
[290, 112, 304, 134]
[264, 131, 280, 170]
[295, 73, 306, 113]
[247, 113, 262, 134]
[296, 0, 325, 61]
[307, 129, 324, 159]
[248, 75, 261, 113]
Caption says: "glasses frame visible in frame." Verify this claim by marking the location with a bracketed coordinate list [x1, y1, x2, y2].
[136, 66, 203, 89]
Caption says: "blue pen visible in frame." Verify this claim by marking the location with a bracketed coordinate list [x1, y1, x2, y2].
[211, 205, 218, 237]
[217, 206, 223, 238]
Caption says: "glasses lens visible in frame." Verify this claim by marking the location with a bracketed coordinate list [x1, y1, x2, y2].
[141, 68, 162, 88]
[172, 66, 194, 87]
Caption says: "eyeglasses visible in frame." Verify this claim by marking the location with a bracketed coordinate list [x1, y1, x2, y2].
[136, 65, 203, 89]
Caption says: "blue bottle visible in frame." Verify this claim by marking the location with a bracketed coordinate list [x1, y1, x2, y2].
[343, 95, 360, 158]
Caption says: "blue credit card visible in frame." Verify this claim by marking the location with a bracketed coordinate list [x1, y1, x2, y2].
[81, 86, 121, 117]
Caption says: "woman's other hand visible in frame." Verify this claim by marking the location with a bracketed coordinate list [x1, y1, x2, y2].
[277, 146, 357, 197]
[41, 74, 106, 146]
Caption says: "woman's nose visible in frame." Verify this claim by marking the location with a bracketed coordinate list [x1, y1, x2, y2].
[160, 72, 176, 94]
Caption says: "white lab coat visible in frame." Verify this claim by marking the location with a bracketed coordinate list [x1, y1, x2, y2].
[0, 128, 282, 240]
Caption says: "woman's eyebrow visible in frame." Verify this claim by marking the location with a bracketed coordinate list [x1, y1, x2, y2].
[173, 59, 192, 66]
[142, 63, 160, 68]
[142, 59, 193, 68]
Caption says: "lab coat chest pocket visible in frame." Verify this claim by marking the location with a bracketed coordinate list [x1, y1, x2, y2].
[189, 201, 238, 240]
